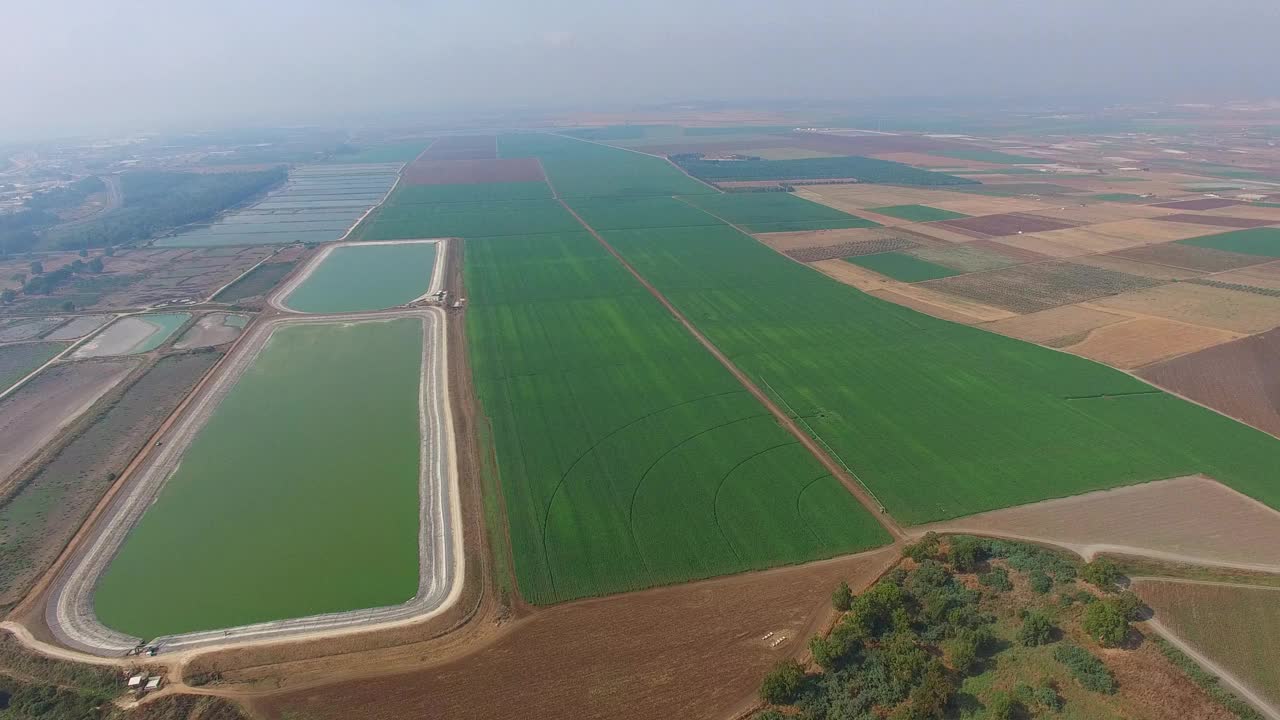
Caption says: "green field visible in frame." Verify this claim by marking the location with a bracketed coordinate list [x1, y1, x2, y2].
[390, 181, 553, 203]
[934, 148, 1051, 164]
[284, 242, 437, 313]
[601, 222, 1280, 525]
[845, 252, 961, 282]
[678, 192, 880, 232]
[0, 342, 65, 391]
[213, 261, 297, 302]
[565, 196, 724, 231]
[673, 155, 976, 186]
[1179, 227, 1280, 257]
[499, 134, 713, 198]
[94, 319, 424, 637]
[1088, 193, 1147, 203]
[867, 204, 970, 222]
[359, 197, 582, 239]
[465, 230, 889, 605]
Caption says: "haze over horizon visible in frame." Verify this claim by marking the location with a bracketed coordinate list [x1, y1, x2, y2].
[5, 0, 1279, 140]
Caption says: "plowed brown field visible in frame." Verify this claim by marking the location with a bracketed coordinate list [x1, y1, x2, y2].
[1062, 317, 1239, 369]
[1156, 213, 1275, 229]
[1113, 243, 1270, 272]
[1139, 327, 1280, 438]
[255, 549, 899, 720]
[401, 158, 545, 185]
[937, 212, 1079, 237]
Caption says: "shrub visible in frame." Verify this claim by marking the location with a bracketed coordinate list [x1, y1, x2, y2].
[945, 632, 980, 674]
[1033, 683, 1063, 713]
[979, 567, 1012, 592]
[985, 691, 1020, 720]
[1081, 558, 1121, 591]
[904, 532, 940, 562]
[948, 535, 987, 572]
[1017, 612, 1055, 647]
[832, 580, 853, 611]
[906, 662, 954, 719]
[1053, 644, 1116, 693]
[760, 659, 805, 704]
[1028, 569, 1053, 594]
[1082, 600, 1129, 647]
[1111, 591, 1145, 620]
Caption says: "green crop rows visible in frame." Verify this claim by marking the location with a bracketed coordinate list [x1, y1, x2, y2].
[678, 192, 880, 233]
[601, 222, 1280, 525]
[1179, 227, 1280, 257]
[465, 230, 889, 605]
[94, 319, 424, 637]
[868, 204, 970, 222]
[673, 155, 976, 186]
[845, 252, 961, 282]
[499, 134, 713, 198]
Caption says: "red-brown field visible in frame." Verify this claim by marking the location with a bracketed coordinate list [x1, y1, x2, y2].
[419, 135, 498, 160]
[1153, 198, 1242, 211]
[1139, 326, 1280, 438]
[936, 212, 1079, 237]
[1113, 242, 1270, 272]
[400, 157, 545, 185]
[253, 550, 898, 720]
[1155, 213, 1276, 229]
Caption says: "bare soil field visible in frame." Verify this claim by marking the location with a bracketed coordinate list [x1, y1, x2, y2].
[868, 284, 1017, 323]
[1156, 213, 1276, 229]
[926, 195, 1058, 216]
[1091, 282, 1280, 334]
[870, 151, 1001, 169]
[809, 258, 901, 292]
[936, 212, 1081, 237]
[0, 352, 219, 608]
[418, 136, 498, 161]
[1154, 198, 1243, 211]
[964, 238, 1053, 263]
[0, 359, 137, 487]
[172, 313, 248, 349]
[254, 548, 899, 720]
[42, 315, 111, 341]
[920, 475, 1280, 572]
[1003, 225, 1155, 257]
[1139, 327, 1280, 438]
[1207, 260, 1280, 290]
[1202, 205, 1280, 222]
[919, 260, 1163, 314]
[1133, 579, 1280, 708]
[400, 158, 545, 185]
[982, 304, 1131, 346]
[892, 221, 993, 244]
[907, 243, 1020, 272]
[1114, 242, 1272, 273]
[1062, 317, 1240, 369]
[794, 185, 979, 211]
[1072, 254, 1206, 281]
[91, 247, 274, 309]
[1025, 202, 1176, 224]
[783, 133, 962, 155]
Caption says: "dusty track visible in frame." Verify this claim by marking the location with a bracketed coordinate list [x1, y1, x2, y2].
[40, 307, 463, 658]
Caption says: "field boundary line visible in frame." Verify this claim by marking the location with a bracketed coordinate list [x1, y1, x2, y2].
[557, 198, 904, 541]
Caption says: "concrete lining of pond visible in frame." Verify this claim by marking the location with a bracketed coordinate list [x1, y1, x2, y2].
[46, 308, 462, 655]
[274, 239, 447, 314]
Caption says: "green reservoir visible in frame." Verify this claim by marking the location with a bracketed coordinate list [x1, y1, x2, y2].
[94, 318, 424, 637]
[284, 242, 438, 313]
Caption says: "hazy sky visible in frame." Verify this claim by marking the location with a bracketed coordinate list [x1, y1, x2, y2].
[5, 0, 1279, 139]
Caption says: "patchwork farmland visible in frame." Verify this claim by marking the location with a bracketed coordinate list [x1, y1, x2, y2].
[7, 121, 1280, 720]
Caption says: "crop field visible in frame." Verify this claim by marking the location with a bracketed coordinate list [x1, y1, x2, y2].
[213, 260, 298, 302]
[156, 164, 399, 247]
[0, 352, 219, 606]
[1179, 227, 1280, 257]
[936, 212, 1080, 237]
[599, 222, 1280, 524]
[419, 135, 497, 160]
[1114, 242, 1271, 273]
[283, 242, 438, 313]
[498, 133, 713, 198]
[388, 181, 552, 203]
[72, 313, 189, 358]
[783, 235, 922, 262]
[673, 155, 975, 185]
[845, 252, 960, 282]
[1154, 199, 1242, 211]
[360, 197, 582, 239]
[1135, 579, 1280, 707]
[1092, 282, 1280, 334]
[94, 319, 425, 637]
[866, 204, 970, 222]
[918, 261, 1164, 314]
[401, 158, 545, 185]
[465, 230, 888, 604]
[906, 243, 1020, 273]
[1158, 213, 1274, 229]
[676, 192, 879, 233]
[0, 342, 65, 391]
[565, 196, 725, 231]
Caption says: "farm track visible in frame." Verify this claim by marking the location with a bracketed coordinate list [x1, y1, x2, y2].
[556, 197, 905, 542]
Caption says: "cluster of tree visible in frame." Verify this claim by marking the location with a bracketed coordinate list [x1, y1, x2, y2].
[0, 676, 109, 720]
[756, 536, 1141, 720]
[49, 167, 285, 250]
[24, 176, 106, 211]
[0, 209, 58, 256]
[2, 251, 108, 306]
